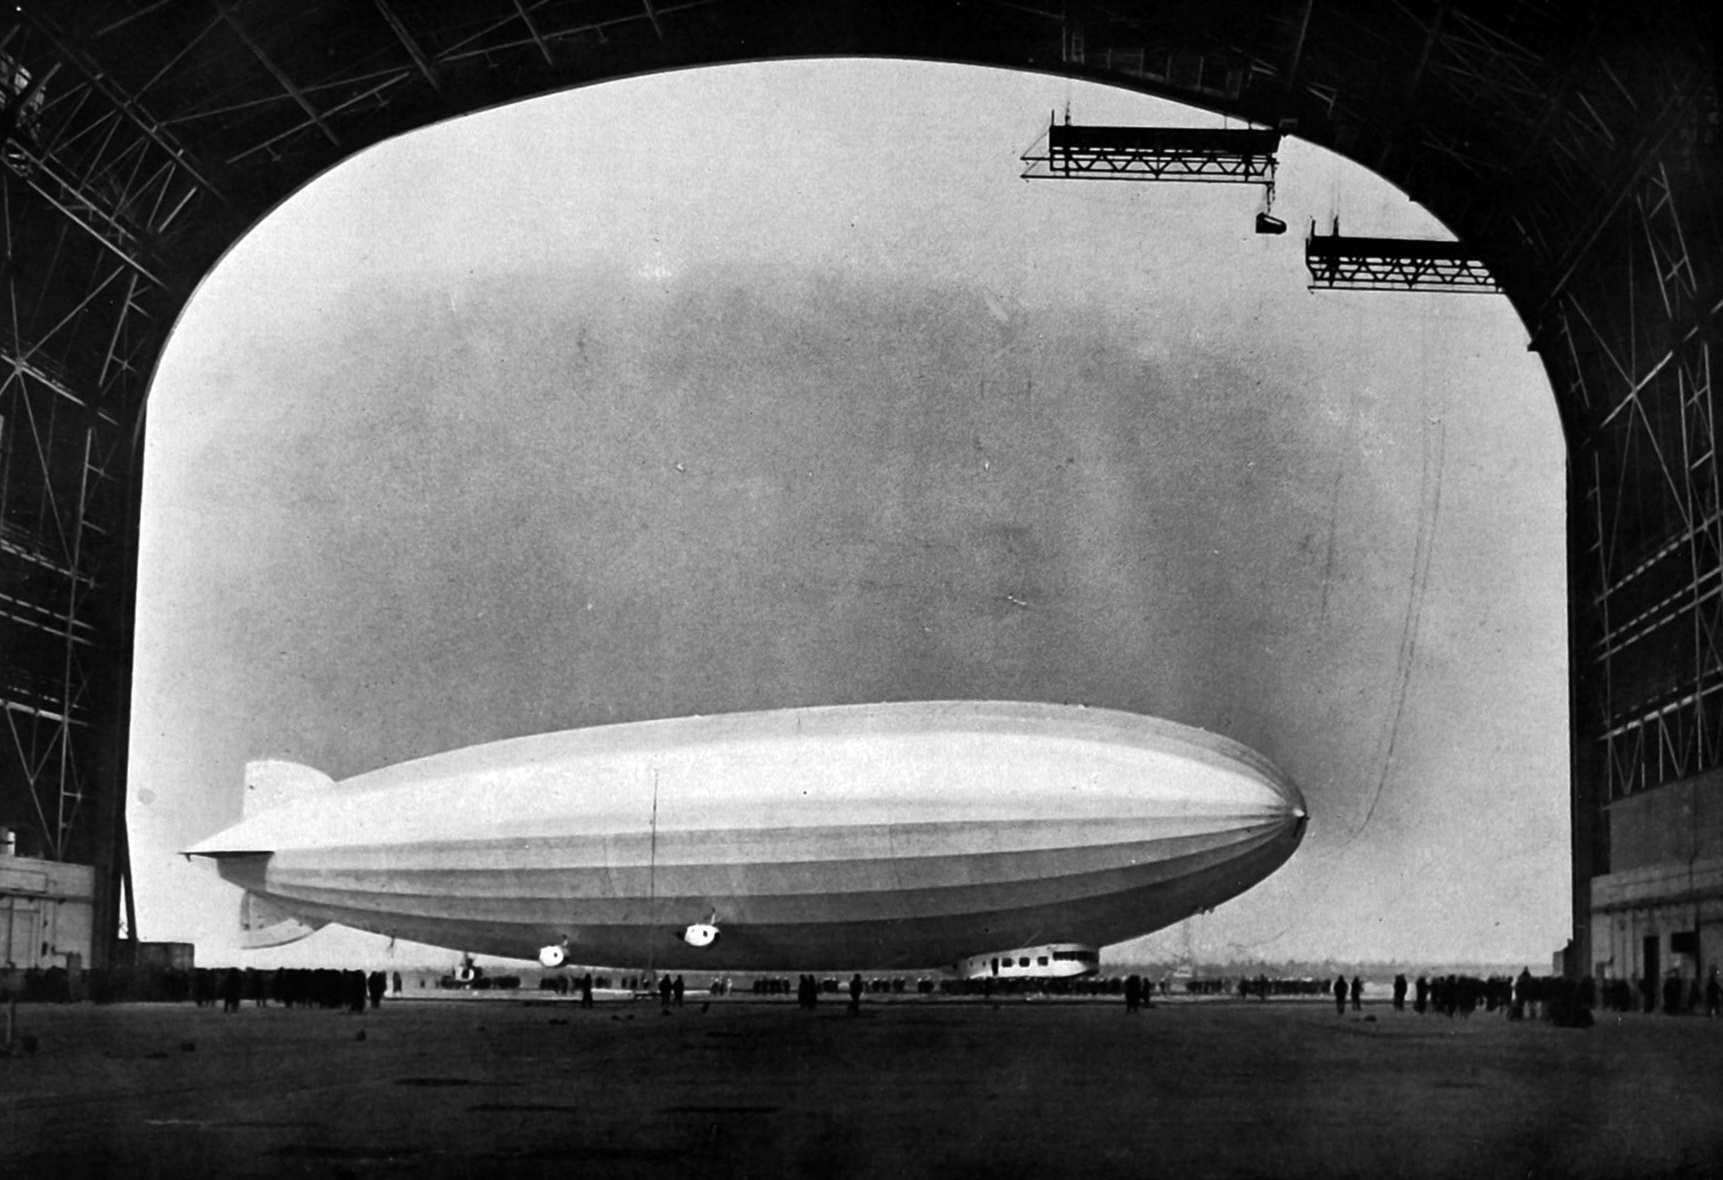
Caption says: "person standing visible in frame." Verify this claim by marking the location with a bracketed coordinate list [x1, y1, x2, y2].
[1124, 974, 1141, 1013]
[1392, 974, 1407, 1011]
[1333, 974, 1347, 1016]
[1350, 975, 1363, 1012]
[849, 973, 864, 1015]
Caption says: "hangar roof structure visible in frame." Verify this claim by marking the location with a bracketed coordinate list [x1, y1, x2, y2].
[0, 0, 1715, 970]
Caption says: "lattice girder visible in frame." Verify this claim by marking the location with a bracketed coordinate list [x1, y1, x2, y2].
[0, 0, 1711, 978]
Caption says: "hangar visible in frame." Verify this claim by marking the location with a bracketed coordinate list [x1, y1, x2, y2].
[0, 1, 1716, 984]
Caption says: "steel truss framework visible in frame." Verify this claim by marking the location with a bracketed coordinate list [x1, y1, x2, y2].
[1305, 225, 1499, 292]
[1021, 122, 1279, 184]
[0, 2, 1715, 972]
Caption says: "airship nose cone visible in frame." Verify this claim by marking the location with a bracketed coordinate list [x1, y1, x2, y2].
[1255, 768, 1308, 852]
[1268, 769, 1308, 825]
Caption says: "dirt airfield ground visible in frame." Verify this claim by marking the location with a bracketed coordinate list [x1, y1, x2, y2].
[3, 993, 1721, 1179]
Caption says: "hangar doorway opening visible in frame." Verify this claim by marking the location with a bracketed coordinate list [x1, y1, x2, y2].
[131, 60, 1566, 972]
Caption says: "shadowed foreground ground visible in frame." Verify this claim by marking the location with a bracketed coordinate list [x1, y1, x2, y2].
[3, 996, 1720, 1179]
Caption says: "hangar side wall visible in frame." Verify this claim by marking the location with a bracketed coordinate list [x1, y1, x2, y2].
[1590, 770, 1723, 989]
[1611, 773, 1723, 869]
[0, 853, 94, 970]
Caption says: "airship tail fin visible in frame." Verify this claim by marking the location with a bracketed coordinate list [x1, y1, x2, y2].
[240, 890, 327, 949]
[244, 759, 336, 819]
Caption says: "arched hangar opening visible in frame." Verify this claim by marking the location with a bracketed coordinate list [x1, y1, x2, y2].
[134, 61, 1565, 968]
[0, 3, 1714, 980]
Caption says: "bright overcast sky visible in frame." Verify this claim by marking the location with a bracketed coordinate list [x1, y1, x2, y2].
[131, 59, 1567, 972]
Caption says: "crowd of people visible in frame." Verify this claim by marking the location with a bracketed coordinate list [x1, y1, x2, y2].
[1597, 969, 1723, 1016]
[1235, 976, 1344, 999]
[189, 966, 401, 1012]
[0, 964, 75, 1002]
[1294, 968, 1721, 1024]
[9, 961, 1722, 1020]
[537, 971, 598, 1006]
[1186, 967, 1721, 1023]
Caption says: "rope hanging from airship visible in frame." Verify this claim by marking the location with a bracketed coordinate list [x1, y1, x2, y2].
[1344, 410, 1446, 851]
[1216, 388, 1447, 958]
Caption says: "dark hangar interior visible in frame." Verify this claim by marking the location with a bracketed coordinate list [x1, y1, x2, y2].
[0, 1, 1716, 982]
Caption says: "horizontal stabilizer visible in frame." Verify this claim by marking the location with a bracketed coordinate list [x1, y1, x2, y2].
[244, 759, 336, 819]
[240, 891, 326, 949]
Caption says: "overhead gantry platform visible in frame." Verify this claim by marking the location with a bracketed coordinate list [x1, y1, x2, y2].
[1021, 117, 1286, 230]
[1305, 221, 1501, 292]
[1022, 119, 1280, 185]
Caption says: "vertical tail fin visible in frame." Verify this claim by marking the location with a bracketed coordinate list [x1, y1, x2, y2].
[244, 760, 335, 818]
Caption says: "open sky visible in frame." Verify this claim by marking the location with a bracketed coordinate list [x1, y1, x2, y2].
[130, 59, 1568, 972]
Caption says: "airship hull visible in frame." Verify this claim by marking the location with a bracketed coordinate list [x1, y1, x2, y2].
[191, 701, 1306, 971]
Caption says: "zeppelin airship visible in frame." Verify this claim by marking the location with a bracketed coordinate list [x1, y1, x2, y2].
[186, 700, 1307, 973]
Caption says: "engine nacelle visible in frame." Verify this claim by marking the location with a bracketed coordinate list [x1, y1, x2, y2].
[682, 923, 720, 948]
[537, 942, 568, 968]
